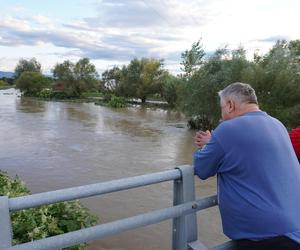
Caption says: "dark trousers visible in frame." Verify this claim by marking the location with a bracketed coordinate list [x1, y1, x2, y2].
[236, 236, 300, 250]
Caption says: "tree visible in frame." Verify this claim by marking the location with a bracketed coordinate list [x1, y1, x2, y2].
[180, 39, 299, 130]
[138, 58, 165, 102]
[183, 45, 252, 130]
[181, 39, 205, 79]
[161, 74, 184, 108]
[52, 58, 98, 97]
[16, 72, 50, 95]
[119, 59, 143, 98]
[74, 58, 98, 90]
[117, 58, 165, 102]
[241, 40, 300, 128]
[15, 58, 42, 79]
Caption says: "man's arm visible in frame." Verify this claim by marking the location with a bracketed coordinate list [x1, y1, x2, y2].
[193, 134, 225, 180]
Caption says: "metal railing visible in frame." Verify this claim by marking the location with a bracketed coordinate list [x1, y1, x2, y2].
[0, 165, 236, 250]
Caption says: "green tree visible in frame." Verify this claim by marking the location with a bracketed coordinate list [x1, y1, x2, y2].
[74, 58, 98, 90]
[15, 58, 42, 79]
[241, 40, 300, 128]
[181, 39, 205, 79]
[118, 58, 165, 103]
[119, 59, 143, 98]
[161, 74, 184, 108]
[16, 72, 50, 95]
[183, 45, 252, 129]
[52, 58, 98, 97]
[138, 58, 164, 102]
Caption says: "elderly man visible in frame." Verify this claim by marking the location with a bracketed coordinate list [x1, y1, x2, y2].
[193, 82, 300, 250]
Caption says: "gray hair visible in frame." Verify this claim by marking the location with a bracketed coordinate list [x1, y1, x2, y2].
[218, 82, 258, 105]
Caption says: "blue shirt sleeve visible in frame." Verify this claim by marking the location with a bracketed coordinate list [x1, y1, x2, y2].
[193, 134, 225, 180]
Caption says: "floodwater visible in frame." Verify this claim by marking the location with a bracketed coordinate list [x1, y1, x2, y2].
[0, 89, 228, 249]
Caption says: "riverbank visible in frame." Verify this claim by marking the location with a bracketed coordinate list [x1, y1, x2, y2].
[19, 91, 171, 109]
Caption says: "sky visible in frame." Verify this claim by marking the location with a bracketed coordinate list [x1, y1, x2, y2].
[0, 0, 299, 75]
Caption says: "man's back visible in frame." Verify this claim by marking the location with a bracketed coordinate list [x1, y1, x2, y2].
[194, 111, 300, 241]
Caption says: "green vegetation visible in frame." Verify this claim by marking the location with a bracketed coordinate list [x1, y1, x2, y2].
[0, 79, 7, 86]
[161, 73, 185, 108]
[52, 58, 98, 98]
[15, 58, 41, 79]
[182, 40, 300, 130]
[101, 58, 166, 103]
[0, 171, 98, 249]
[12, 39, 300, 126]
[0, 79, 15, 89]
[0, 79, 10, 89]
[107, 95, 127, 108]
[81, 91, 103, 98]
[180, 39, 205, 79]
[16, 72, 50, 95]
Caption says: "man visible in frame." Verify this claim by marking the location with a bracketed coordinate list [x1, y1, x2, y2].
[193, 82, 300, 250]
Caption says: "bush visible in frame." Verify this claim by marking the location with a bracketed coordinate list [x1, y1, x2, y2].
[16, 72, 50, 95]
[37, 89, 53, 98]
[107, 95, 127, 108]
[0, 171, 98, 249]
[81, 92, 103, 98]
[0, 80, 7, 86]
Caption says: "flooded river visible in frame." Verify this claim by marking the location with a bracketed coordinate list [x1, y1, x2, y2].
[0, 89, 228, 249]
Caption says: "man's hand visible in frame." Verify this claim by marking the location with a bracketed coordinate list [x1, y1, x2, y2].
[195, 130, 211, 149]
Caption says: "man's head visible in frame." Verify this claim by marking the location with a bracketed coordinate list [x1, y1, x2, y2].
[218, 82, 259, 120]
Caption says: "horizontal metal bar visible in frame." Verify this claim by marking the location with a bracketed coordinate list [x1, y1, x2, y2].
[4, 196, 217, 250]
[9, 169, 182, 212]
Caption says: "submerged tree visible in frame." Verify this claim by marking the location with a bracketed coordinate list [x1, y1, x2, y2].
[16, 72, 50, 95]
[52, 58, 98, 97]
[104, 58, 166, 103]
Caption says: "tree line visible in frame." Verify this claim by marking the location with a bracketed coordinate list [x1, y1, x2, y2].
[9, 39, 300, 129]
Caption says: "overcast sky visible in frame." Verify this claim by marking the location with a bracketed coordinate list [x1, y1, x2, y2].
[0, 0, 299, 75]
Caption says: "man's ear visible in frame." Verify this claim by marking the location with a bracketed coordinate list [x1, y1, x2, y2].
[228, 99, 235, 113]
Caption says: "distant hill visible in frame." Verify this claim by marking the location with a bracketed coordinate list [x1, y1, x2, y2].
[0, 71, 14, 78]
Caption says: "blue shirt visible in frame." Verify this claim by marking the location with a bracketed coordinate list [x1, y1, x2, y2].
[193, 111, 300, 242]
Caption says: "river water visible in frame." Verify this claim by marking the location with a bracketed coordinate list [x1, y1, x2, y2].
[0, 89, 228, 249]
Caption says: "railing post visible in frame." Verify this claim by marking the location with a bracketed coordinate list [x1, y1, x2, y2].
[172, 165, 198, 250]
[0, 196, 13, 249]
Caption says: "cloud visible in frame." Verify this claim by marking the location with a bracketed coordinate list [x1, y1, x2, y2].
[0, 11, 186, 64]
[86, 0, 161, 28]
[257, 36, 290, 43]
[83, 0, 216, 29]
[0, 1, 243, 73]
[1, 0, 300, 73]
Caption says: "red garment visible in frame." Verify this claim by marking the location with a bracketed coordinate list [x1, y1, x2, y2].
[289, 126, 300, 158]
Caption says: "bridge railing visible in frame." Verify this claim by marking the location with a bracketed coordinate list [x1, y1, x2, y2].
[0, 165, 236, 250]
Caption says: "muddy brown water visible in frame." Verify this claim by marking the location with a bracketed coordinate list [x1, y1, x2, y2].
[0, 89, 228, 249]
